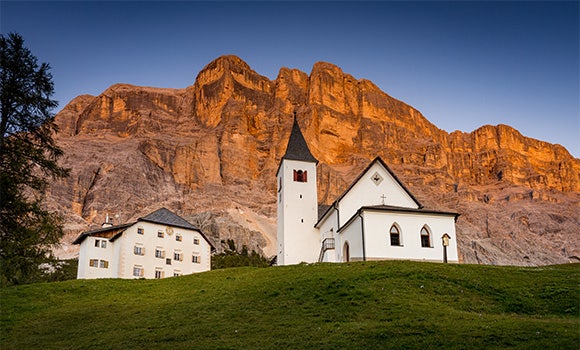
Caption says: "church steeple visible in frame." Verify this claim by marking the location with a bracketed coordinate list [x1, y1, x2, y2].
[282, 112, 318, 164]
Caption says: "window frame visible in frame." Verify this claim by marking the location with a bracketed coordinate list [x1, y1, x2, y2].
[134, 245, 145, 256]
[420, 226, 432, 248]
[133, 266, 144, 277]
[389, 224, 402, 246]
[293, 169, 308, 182]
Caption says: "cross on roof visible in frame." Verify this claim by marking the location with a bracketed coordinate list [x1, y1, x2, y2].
[380, 194, 386, 205]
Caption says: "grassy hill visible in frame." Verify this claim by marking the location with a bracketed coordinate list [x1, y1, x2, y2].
[1, 261, 578, 349]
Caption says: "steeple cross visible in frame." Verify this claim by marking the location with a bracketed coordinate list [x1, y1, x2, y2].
[380, 194, 386, 205]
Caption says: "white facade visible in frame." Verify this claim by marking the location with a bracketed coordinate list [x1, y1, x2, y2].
[277, 118, 460, 265]
[277, 159, 320, 265]
[315, 158, 459, 264]
[75, 208, 213, 279]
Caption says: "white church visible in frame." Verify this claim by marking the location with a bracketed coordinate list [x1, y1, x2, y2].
[277, 117, 459, 265]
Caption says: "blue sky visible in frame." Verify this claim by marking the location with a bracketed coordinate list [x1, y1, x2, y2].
[2, 1, 578, 157]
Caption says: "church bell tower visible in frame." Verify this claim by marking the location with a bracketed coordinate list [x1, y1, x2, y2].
[276, 113, 319, 265]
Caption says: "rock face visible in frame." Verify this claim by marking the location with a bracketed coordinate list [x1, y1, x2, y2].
[49, 55, 580, 266]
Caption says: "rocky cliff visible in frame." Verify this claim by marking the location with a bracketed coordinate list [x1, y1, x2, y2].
[49, 55, 580, 265]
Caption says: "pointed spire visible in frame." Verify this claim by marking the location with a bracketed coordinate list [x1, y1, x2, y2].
[282, 112, 318, 164]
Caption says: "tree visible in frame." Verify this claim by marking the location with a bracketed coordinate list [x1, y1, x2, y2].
[0, 33, 69, 285]
[211, 239, 271, 269]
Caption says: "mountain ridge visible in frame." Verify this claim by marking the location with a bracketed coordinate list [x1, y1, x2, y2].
[48, 55, 579, 266]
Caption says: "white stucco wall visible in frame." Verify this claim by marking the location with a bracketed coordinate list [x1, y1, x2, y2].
[339, 215, 364, 262]
[277, 159, 320, 265]
[318, 209, 338, 262]
[78, 221, 211, 279]
[339, 162, 419, 227]
[77, 236, 115, 279]
[358, 210, 458, 263]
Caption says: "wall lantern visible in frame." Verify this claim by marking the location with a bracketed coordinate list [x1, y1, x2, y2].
[441, 233, 451, 263]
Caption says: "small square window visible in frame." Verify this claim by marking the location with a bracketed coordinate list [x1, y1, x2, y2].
[99, 260, 109, 268]
[134, 246, 145, 256]
[166, 258, 172, 265]
[137, 227, 144, 235]
[193, 238, 199, 245]
[94, 239, 100, 248]
[157, 231, 164, 238]
[89, 259, 99, 267]
[101, 240, 107, 248]
[133, 266, 143, 277]
[176, 234, 182, 242]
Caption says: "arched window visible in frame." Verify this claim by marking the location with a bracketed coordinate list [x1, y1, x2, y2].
[293, 169, 307, 182]
[389, 224, 401, 246]
[420, 226, 431, 247]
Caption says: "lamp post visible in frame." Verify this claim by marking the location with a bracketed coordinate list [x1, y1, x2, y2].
[442, 233, 450, 263]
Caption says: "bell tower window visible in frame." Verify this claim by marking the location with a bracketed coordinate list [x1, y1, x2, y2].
[293, 169, 307, 182]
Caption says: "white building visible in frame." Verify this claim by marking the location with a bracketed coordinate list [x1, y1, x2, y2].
[74, 208, 215, 279]
[277, 117, 459, 265]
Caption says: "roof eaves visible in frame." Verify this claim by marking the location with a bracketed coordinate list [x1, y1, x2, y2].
[72, 222, 135, 245]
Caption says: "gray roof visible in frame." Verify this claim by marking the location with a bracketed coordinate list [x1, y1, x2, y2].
[282, 117, 318, 164]
[318, 204, 332, 222]
[138, 207, 200, 231]
[72, 208, 215, 251]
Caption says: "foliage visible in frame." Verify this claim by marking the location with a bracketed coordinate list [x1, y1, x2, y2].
[211, 239, 270, 269]
[39, 259, 78, 283]
[0, 33, 69, 286]
[1, 261, 578, 349]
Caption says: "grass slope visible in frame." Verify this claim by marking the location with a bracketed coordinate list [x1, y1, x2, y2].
[1, 261, 578, 349]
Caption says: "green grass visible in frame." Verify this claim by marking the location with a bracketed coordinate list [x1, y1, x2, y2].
[1, 261, 578, 349]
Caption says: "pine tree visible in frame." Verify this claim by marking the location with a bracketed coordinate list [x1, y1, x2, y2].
[0, 33, 69, 285]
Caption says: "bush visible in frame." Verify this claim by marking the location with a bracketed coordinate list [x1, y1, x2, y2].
[211, 239, 270, 269]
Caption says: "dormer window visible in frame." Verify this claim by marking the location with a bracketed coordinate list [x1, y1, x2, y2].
[293, 170, 307, 182]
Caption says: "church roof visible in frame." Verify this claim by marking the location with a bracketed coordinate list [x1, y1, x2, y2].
[282, 116, 318, 164]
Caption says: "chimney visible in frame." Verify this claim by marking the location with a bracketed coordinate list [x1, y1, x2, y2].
[102, 213, 113, 228]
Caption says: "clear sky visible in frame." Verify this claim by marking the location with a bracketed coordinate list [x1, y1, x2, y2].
[2, 1, 579, 157]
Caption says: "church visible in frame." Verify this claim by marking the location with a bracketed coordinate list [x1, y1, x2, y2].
[276, 117, 459, 265]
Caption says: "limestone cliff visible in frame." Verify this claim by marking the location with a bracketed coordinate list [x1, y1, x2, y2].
[50, 55, 579, 265]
